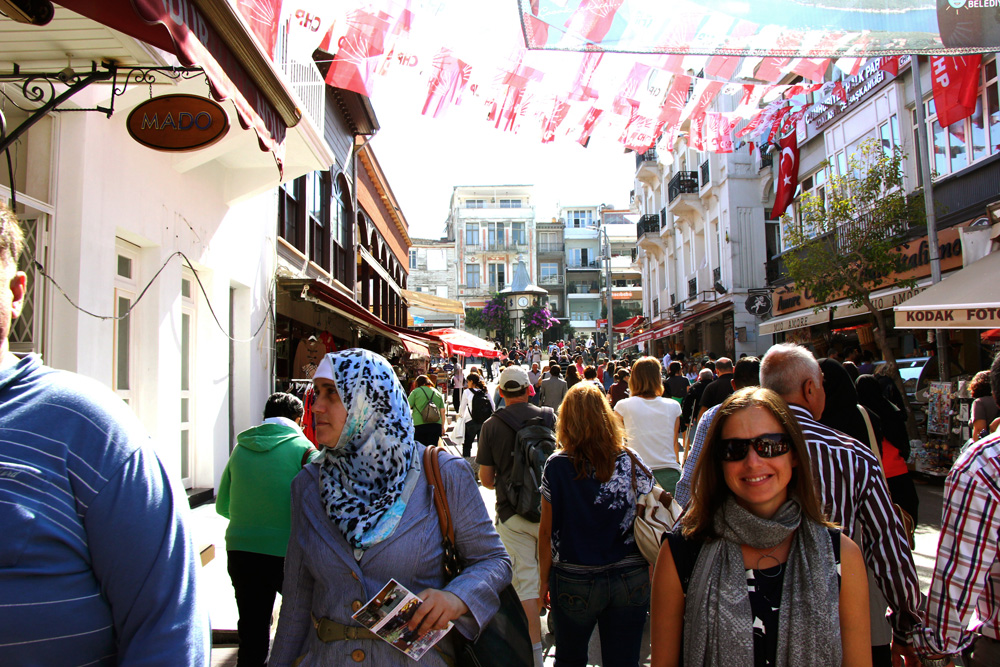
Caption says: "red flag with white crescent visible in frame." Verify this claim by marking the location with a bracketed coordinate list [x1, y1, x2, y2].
[773, 131, 800, 218]
[930, 55, 983, 128]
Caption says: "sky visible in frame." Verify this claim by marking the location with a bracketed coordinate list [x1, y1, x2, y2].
[364, 2, 640, 240]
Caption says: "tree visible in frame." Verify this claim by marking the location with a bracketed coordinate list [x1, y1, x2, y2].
[782, 138, 923, 435]
[480, 293, 513, 344]
[522, 303, 558, 341]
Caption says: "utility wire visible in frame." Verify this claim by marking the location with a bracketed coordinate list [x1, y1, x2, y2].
[34, 250, 274, 343]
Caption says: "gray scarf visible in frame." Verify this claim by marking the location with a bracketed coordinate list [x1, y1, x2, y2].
[683, 497, 841, 667]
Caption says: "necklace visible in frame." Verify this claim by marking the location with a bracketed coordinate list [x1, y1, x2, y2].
[753, 536, 789, 573]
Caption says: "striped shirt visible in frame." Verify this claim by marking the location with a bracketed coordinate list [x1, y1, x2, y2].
[917, 431, 1000, 655]
[674, 403, 720, 508]
[0, 354, 208, 665]
[789, 404, 923, 640]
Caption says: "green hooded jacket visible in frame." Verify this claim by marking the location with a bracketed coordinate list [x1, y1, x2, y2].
[216, 421, 319, 557]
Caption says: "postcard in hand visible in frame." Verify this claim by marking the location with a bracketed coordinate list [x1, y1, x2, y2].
[352, 579, 452, 660]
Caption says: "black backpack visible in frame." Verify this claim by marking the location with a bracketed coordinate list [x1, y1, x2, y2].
[495, 408, 557, 522]
[469, 388, 494, 423]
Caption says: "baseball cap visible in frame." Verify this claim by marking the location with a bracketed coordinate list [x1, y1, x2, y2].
[498, 366, 530, 391]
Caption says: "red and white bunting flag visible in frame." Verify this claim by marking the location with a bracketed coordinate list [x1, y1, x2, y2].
[657, 74, 691, 126]
[563, 0, 625, 43]
[421, 48, 471, 118]
[567, 51, 602, 102]
[930, 55, 983, 128]
[541, 97, 571, 143]
[791, 57, 831, 83]
[705, 55, 740, 80]
[324, 9, 392, 96]
[620, 113, 662, 152]
[682, 79, 723, 122]
[282, 0, 341, 62]
[688, 113, 705, 151]
[879, 55, 901, 77]
[767, 105, 791, 142]
[835, 57, 864, 77]
[755, 57, 791, 83]
[576, 106, 603, 147]
[704, 112, 735, 153]
[237, 0, 283, 57]
[773, 131, 800, 218]
[611, 63, 651, 116]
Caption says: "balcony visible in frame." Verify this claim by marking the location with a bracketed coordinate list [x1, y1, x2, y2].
[636, 149, 662, 186]
[688, 277, 698, 300]
[668, 171, 704, 221]
[700, 160, 710, 188]
[274, 20, 325, 133]
[568, 281, 599, 294]
[564, 225, 600, 240]
[539, 274, 564, 286]
[637, 214, 661, 239]
[538, 243, 565, 254]
[566, 260, 602, 270]
[668, 171, 698, 202]
[759, 151, 773, 171]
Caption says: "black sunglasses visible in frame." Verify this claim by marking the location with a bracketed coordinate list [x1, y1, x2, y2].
[717, 434, 792, 462]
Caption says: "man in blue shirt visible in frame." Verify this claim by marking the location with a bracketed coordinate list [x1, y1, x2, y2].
[0, 205, 208, 665]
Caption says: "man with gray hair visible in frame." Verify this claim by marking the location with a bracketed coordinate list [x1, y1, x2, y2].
[0, 204, 208, 664]
[760, 342, 925, 666]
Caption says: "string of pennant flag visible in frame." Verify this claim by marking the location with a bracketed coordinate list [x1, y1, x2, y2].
[234, 0, 987, 160]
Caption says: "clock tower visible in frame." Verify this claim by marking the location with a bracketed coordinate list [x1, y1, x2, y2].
[501, 255, 548, 344]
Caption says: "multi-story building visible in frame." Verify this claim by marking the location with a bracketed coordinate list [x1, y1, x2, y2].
[632, 88, 772, 359]
[2, 5, 411, 500]
[601, 208, 644, 330]
[406, 238, 461, 330]
[562, 205, 603, 335]
[448, 185, 535, 310]
[535, 216, 565, 323]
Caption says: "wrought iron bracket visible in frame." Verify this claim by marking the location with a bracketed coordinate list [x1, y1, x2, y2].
[0, 61, 206, 154]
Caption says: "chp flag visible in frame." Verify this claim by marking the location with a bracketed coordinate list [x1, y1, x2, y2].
[930, 55, 983, 128]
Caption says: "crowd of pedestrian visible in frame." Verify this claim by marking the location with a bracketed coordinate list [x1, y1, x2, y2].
[4, 199, 1000, 667]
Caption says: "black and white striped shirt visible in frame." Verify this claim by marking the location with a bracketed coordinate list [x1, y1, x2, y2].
[789, 404, 923, 640]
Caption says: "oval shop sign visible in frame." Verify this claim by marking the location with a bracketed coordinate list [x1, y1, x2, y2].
[127, 94, 230, 152]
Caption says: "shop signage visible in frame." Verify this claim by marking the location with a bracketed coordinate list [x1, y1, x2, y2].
[612, 291, 633, 299]
[896, 307, 1000, 327]
[745, 293, 772, 316]
[127, 94, 230, 152]
[808, 56, 910, 131]
[772, 227, 964, 316]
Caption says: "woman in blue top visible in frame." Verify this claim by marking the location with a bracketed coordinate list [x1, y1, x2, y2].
[539, 381, 654, 667]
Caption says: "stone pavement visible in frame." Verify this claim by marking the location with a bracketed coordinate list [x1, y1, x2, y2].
[195, 359, 948, 665]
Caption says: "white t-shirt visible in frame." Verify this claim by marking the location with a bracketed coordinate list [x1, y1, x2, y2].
[614, 396, 682, 472]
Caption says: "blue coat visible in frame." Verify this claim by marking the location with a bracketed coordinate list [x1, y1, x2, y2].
[268, 447, 512, 666]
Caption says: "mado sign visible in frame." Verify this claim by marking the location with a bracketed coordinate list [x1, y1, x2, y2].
[127, 94, 230, 152]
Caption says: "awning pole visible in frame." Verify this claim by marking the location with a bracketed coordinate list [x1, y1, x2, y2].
[911, 56, 949, 381]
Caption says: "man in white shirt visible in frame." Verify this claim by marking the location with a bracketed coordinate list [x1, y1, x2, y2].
[661, 350, 672, 371]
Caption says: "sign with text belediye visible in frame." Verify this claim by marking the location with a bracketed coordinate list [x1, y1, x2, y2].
[127, 94, 230, 152]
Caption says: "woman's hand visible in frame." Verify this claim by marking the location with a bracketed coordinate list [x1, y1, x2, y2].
[539, 580, 550, 610]
[408, 589, 469, 636]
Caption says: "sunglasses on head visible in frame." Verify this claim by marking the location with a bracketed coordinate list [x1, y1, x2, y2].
[717, 434, 792, 461]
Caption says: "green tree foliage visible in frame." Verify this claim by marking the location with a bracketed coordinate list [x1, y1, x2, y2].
[522, 303, 558, 340]
[782, 138, 923, 432]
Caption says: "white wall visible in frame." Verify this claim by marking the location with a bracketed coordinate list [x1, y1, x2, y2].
[44, 110, 276, 490]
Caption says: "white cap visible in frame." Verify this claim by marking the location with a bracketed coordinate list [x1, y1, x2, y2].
[498, 366, 530, 391]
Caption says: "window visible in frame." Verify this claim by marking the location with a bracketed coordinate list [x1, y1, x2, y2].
[409, 249, 418, 270]
[465, 223, 480, 246]
[488, 263, 506, 290]
[466, 199, 485, 208]
[787, 168, 828, 243]
[570, 247, 591, 267]
[465, 264, 480, 287]
[499, 199, 521, 208]
[113, 241, 139, 408]
[540, 263, 559, 283]
[306, 171, 329, 270]
[511, 222, 526, 245]
[436, 285, 449, 298]
[913, 57, 1000, 180]
[9, 214, 47, 355]
[487, 222, 505, 249]
[180, 271, 196, 488]
[568, 209, 593, 227]
[539, 231, 559, 252]
[278, 177, 305, 252]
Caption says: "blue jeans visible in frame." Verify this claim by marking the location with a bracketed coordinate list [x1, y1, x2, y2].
[549, 563, 649, 667]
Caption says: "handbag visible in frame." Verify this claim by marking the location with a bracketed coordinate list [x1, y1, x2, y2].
[419, 387, 442, 423]
[422, 446, 534, 667]
[623, 448, 683, 564]
[858, 406, 916, 550]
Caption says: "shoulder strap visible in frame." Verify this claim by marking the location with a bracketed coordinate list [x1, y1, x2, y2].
[858, 405, 889, 486]
[493, 407, 522, 432]
[422, 446, 463, 581]
[420, 386, 433, 408]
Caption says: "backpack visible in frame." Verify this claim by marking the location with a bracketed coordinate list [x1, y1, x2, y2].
[418, 387, 441, 423]
[495, 409, 557, 522]
[469, 388, 493, 423]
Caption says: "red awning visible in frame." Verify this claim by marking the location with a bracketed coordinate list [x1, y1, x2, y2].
[618, 320, 683, 349]
[282, 279, 402, 344]
[58, 0, 291, 170]
[424, 328, 501, 358]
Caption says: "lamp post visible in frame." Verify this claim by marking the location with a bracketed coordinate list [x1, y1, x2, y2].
[598, 204, 614, 359]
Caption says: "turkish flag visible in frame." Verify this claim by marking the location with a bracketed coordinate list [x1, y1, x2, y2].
[772, 131, 800, 218]
[931, 55, 983, 128]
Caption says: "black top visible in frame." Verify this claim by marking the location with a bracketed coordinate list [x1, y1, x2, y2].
[665, 528, 842, 667]
[698, 374, 735, 412]
[665, 375, 691, 400]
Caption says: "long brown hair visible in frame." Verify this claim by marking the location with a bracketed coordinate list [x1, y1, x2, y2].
[555, 382, 624, 483]
[681, 387, 832, 540]
[629, 356, 663, 398]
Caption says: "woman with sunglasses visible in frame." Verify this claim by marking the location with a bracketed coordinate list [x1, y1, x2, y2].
[651, 387, 871, 667]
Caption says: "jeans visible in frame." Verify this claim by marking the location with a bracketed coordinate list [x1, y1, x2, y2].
[227, 550, 284, 667]
[549, 564, 649, 667]
[413, 422, 443, 447]
[463, 420, 482, 457]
